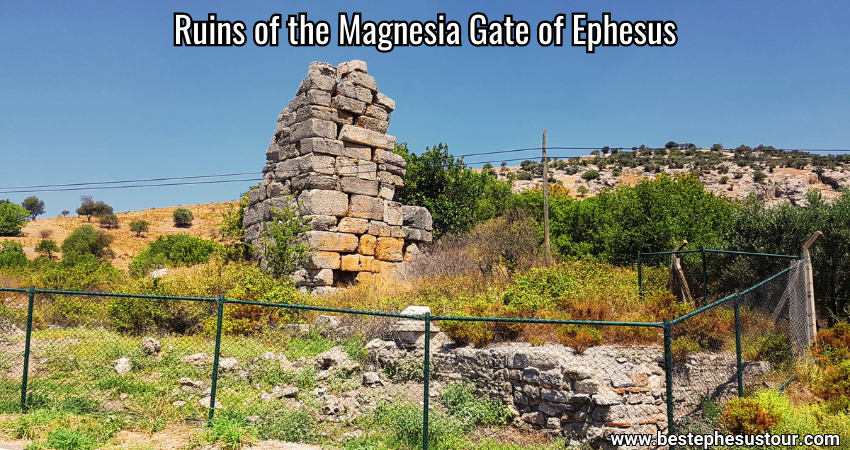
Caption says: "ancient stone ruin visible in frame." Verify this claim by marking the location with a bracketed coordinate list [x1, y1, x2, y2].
[244, 60, 433, 290]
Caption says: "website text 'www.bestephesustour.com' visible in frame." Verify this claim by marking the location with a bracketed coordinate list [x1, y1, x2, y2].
[610, 430, 841, 448]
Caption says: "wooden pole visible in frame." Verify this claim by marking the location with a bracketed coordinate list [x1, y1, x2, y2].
[802, 231, 823, 344]
[542, 130, 551, 265]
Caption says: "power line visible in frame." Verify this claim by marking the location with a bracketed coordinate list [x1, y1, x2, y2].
[0, 178, 262, 194]
[0, 172, 262, 190]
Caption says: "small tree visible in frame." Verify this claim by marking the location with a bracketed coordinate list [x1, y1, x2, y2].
[21, 196, 45, 220]
[581, 170, 600, 181]
[173, 208, 194, 228]
[753, 171, 768, 184]
[601, 146, 610, 155]
[61, 210, 70, 217]
[35, 239, 60, 259]
[261, 198, 314, 278]
[130, 220, 149, 237]
[99, 213, 119, 229]
[712, 143, 724, 151]
[62, 225, 113, 257]
[76, 196, 113, 221]
[577, 186, 590, 198]
[0, 200, 29, 236]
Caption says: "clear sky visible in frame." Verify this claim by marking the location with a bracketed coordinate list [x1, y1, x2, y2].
[2, 1, 849, 216]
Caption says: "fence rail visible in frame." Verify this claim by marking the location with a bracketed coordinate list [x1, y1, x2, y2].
[0, 253, 811, 449]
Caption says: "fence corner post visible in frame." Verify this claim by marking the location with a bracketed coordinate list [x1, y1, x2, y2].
[423, 312, 431, 450]
[734, 290, 744, 398]
[208, 294, 225, 423]
[20, 286, 35, 413]
[663, 317, 675, 442]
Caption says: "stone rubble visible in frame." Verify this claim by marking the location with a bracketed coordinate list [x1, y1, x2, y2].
[245, 60, 433, 289]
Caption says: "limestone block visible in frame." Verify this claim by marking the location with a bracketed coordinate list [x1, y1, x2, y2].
[308, 61, 339, 80]
[375, 237, 404, 262]
[336, 157, 377, 181]
[331, 95, 367, 115]
[273, 121, 289, 139]
[304, 231, 359, 252]
[291, 268, 334, 287]
[404, 243, 421, 262]
[289, 90, 331, 110]
[403, 227, 432, 242]
[364, 104, 388, 121]
[244, 199, 272, 227]
[355, 116, 389, 133]
[349, 195, 384, 220]
[390, 226, 404, 238]
[248, 187, 266, 204]
[358, 235, 377, 256]
[383, 201, 403, 226]
[373, 149, 407, 167]
[304, 215, 337, 231]
[346, 71, 378, 92]
[298, 189, 349, 216]
[368, 221, 391, 237]
[291, 118, 337, 141]
[336, 81, 374, 103]
[297, 74, 336, 94]
[360, 255, 378, 272]
[340, 254, 364, 271]
[343, 142, 372, 161]
[308, 252, 341, 270]
[401, 205, 433, 231]
[337, 217, 369, 234]
[340, 177, 379, 196]
[266, 180, 290, 198]
[355, 271, 374, 284]
[275, 154, 336, 179]
[379, 162, 406, 176]
[378, 183, 395, 200]
[295, 105, 350, 126]
[244, 223, 266, 242]
[282, 109, 297, 127]
[298, 138, 344, 157]
[377, 171, 404, 187]
[338, 125, 395, 150]
[375, 92, 395, 112]
[338, 60, 368, 75]
[291, 173, 338, 191]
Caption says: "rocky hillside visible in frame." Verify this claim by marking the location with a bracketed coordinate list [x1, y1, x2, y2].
[494, 147, 850, 206]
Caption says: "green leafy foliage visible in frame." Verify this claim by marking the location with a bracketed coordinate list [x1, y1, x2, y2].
[129, 220, 148, 237]
[394, 142, 512, 237]
[61, 225, 113, 257]
[35, 239, 60, 259]
[581, 169, 600, 181]
[0, 240, 27, 268]
[0, 200, 29, 236]
[219, 192, 252, 261]
[75, 196, 113, 222]
[172, 207, 194, 227]
[22, 196, 45, 220]
[98, 213, 118, 229]
[129, 234, 223, 277]
[260, 197, 313, 279]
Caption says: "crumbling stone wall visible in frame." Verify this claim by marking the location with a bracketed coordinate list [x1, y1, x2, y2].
[244, 60, 433, 290]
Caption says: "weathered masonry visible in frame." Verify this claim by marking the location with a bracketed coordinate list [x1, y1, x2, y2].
[244, 60, 433, 290]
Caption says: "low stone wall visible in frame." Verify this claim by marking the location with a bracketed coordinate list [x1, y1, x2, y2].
[369, 335, 771, 448]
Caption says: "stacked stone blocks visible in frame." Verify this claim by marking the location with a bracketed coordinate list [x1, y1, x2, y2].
[245, 60, 432, 288]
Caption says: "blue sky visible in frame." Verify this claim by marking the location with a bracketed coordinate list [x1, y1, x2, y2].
[2, 1, 849, 216]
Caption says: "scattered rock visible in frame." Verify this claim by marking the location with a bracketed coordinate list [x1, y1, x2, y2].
[114, 357, 131, 374]
[141, 337, 161, 355]
[199, 396, 222, 409]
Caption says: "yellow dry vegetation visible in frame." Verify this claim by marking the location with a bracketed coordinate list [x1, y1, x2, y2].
[0, 202, 234, 271]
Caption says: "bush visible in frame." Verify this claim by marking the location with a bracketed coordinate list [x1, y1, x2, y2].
[723, 397, 779, 434]
[753, 170, 768, 183]
[35, 239, 60, 259]
[0, 201, 28, 236]
[809, 322, 850, 400]
[0, 241, 27, 268]
[129, 220, 148, 237]
[75, 196, 113, 222]
[129, 234, 223, 277]
[98, 213, 118, 229]
[172, 208, 194, 227]
[260, 198, 313, 279]
[219, 192, 252, 261]
[581, 169, 600, 181]
[555, 325, 602, 354]
[61, 225, 112, 257]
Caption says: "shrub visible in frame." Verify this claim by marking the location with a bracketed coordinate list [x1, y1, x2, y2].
[129, 220, 148, 237]
[753, 170, 768, 183]
[723, 397, 779, 434]
[0, 201, 28, 236]
[809, 322, 850, 400]
[671, 337, 701, 362]
[260, 198, 313, 279]
[98, 213, 118, 229]
[129, 234, 223, 277]
[219, 193, 252, 261]
[515, 171, 532, 181]
[172, 207, 194, 227]
[61, 225, 112, 257]
[0, 241, 27, 268]
[60, 210, 70, 217]
[35, 239, 60, 259]
[555, 325, 602, 354]
[581, 169, 600, 181]
[21, 196, 45, 220]
[751, 332, 793, 368]
[440, 382, 511, 428]
[75, 196, 113, 222]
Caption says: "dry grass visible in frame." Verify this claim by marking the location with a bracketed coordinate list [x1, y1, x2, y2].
[0, 202, 234, 271]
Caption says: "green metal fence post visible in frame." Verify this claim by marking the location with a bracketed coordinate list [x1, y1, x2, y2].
[734, 291, 744, 398]
[701, 247, 708, 306]
[637, 252, 643, 300]
[423, 312, 431, 450]
[20, 286, 35, 412]
[663, 318, 675, 444]
[208, 295, 225, 422]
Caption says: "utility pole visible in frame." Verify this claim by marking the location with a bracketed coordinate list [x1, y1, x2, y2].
[542, 130, 551, 265]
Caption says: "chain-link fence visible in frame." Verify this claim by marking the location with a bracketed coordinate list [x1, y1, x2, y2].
[0, 253, 815, 448]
